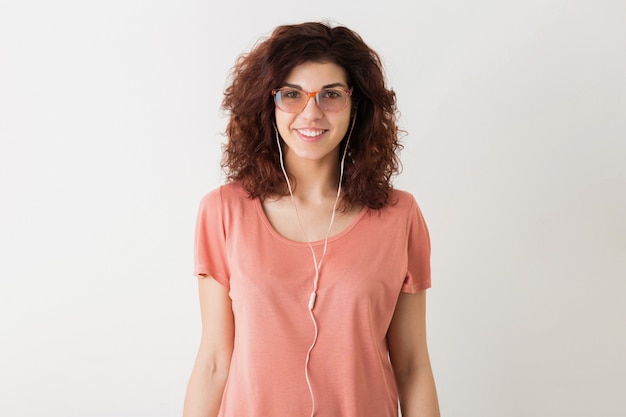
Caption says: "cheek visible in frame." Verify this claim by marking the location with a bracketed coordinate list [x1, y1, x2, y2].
[334, 113, 352, 136]
[274, 112, 293, 137]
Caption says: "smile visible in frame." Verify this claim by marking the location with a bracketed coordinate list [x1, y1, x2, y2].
[295, 128, 326, 138]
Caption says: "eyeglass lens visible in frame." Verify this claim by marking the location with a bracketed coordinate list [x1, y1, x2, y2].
[274, 88, 350, 113]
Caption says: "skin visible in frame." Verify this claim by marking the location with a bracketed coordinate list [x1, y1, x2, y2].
[388, 291, 441, 417]
[182, 61, 440, 417]
[182, 278, 233, 417]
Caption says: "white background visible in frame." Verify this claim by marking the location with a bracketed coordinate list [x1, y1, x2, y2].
[1, 1, 625, 416]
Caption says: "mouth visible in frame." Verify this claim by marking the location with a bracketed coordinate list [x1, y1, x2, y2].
[295, 128, 327, 141]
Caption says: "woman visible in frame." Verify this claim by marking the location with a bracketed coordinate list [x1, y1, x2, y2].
[183, 22, 440, 417]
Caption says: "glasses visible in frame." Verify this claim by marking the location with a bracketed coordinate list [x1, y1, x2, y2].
[272, 87, 353, 113]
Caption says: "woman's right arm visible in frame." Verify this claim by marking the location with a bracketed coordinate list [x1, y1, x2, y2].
[183, 276, 234, 417]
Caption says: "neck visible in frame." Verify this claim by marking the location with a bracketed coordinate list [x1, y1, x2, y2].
[283, 151, 341, 203]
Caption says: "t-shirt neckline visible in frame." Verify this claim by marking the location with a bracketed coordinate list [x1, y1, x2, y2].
[254, 197, 368, 247]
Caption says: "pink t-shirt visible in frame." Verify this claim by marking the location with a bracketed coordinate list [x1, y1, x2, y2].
[194, 182, 431, 417]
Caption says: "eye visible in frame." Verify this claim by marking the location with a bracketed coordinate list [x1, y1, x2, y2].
[320, 89, 343, 99]
[281, 88, 302, 99]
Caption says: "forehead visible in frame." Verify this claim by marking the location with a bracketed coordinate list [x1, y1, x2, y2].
[283, 61, 348, 89]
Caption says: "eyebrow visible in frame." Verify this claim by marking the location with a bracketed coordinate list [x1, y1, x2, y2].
[282, 82, 348, 90]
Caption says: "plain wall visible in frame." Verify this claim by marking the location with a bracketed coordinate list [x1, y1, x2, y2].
[1, 1, 624, 416]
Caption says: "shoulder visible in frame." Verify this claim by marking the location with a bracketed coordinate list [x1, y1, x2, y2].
[199, 181, 249, 208]
[378, 188, 428, 228]
[197, 182, 255, 222]
[363, 188, 422, 226]
[386, 188, 419, 212]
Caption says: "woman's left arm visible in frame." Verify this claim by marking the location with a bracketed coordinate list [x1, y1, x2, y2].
[387, 290, 440, 417]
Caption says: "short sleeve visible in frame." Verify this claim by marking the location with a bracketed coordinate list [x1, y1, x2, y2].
[401, 197, 431, 293]
[194, 187, 231, 289]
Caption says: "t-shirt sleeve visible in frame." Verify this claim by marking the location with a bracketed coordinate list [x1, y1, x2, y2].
[194, 187, 231, 289]
[401, 196, 432, 293]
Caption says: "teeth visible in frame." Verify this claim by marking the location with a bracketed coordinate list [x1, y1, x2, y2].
[297, 129, 325, 137]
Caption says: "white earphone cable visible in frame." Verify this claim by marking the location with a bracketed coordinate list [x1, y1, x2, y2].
[274, 112, 356, 417]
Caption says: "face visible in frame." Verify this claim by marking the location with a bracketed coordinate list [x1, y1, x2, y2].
[274, 61, 352, 167]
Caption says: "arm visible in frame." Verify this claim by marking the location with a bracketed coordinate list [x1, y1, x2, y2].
[387, 290, 440, 417]
[183, 277, 234, 417]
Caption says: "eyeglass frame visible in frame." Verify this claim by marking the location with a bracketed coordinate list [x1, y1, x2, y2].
[271, 86, 353, 113]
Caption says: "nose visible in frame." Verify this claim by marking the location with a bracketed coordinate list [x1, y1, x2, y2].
[300, 92, 324, 118]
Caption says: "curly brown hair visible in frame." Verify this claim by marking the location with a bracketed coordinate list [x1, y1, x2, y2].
[221, 22, 402, 210]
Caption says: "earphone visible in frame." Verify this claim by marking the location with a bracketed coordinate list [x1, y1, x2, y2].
[274, 110, 357, 417]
